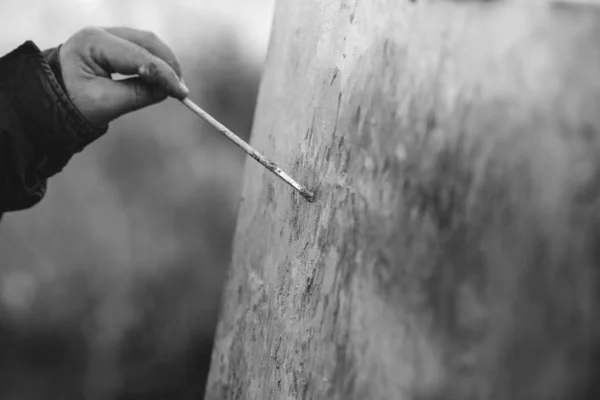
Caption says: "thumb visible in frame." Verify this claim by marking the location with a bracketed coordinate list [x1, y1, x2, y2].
[100, 76, 169, 119]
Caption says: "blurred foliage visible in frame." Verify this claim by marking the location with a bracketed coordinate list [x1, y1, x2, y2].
[0, 19, 263, 400]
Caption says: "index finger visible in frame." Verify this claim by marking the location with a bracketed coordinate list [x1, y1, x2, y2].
[103, 27, 183, 77]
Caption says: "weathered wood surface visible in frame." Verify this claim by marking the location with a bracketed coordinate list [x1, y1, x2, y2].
[205, 1, 600, 399]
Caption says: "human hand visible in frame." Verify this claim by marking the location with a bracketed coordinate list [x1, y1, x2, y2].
[58, 26, 189, 127]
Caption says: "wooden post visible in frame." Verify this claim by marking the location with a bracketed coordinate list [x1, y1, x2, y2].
[205, 1, 600, 399]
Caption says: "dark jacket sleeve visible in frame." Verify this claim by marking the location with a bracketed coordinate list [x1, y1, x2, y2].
[0, 41, 107, 214]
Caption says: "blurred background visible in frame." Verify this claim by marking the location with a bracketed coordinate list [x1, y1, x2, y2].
[0, 1, 274, 398]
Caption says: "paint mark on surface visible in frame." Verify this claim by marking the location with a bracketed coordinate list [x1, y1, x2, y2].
[330, 68, 340, 86]
[350, 0, 360, 24]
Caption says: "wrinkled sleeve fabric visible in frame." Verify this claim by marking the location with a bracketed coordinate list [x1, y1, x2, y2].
[0, 41, 107, 214]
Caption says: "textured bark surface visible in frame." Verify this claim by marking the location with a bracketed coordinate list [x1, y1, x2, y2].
[205, 1, 600, 399]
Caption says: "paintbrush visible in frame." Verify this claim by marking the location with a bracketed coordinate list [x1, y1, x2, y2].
[138, 63, 315, 203]
[180, 98, 315, 202]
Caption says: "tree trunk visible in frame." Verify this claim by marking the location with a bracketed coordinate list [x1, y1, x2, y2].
[205, 1, 600, 399]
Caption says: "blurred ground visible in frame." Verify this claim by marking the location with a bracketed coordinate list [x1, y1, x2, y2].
[0, 1, 273, 398]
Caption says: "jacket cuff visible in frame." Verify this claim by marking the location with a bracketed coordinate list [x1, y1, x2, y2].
[0, 41, 108, 176]
[42, 46, 66, 90]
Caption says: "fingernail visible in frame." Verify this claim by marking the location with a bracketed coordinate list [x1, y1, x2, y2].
[179, 80, 190, 97]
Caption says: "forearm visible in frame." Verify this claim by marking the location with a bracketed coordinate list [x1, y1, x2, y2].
[0, 41, 107, 212]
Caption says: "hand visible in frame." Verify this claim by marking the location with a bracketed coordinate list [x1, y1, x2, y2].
[58, 26, 189, 127]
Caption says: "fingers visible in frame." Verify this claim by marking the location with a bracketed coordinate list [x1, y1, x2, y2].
[88, 28, 188, 99]
[60, 26, 190, 126]
[103, 27, 182, 77]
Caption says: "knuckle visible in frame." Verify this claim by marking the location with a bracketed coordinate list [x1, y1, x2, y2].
[77, 26, 103, 41]
[130, 81, 144, 103]
[65, 26, 103, 55]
